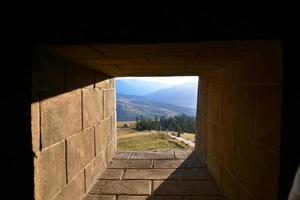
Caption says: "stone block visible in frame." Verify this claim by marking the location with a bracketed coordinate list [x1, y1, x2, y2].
[85, 195, 116, 200]
[66, 63, 95, 90]
[40, 90, 82, 148]
[235, 136, 279, 200]
[123, 169, 178, 180]
[254, 86, 281, 151]
[31, 90, 40, 153]
[207, 89, 221, 122]
[113, 151, 131, 159]
[211, 64, 234, 87]
[130, 151, 174, 159]
[235, 50, 281, 84]
[221, 87, 235, 130]
[152, 180, 220, 195]
[67, 128, 95, 180]
[106, 141, 115, 164]
[35, 141, 66, 200]
[206, 120, 214, 155]
[89, 180, 151, 195]
[220, 169, 255, 200]
[177, 168, 212, 180]
[108, 160, 152, 169]
[85, 153, 107, 193]
[117, 196, 183, 200]
[83, 89, 102, 129]
[103, 89, 114, 119]
[233, 87, 254, 137]
[53, 170, 85, 200]
[174, 150, 191, 159]
[199, 90, 208, 115]
[214, 125, 235, 172]
[100, 169, 124, 180]
[206, 156, 221, 188]
[154, 159, 204, 169]
[95, 74, 113, 89]
[95, 120, 109, 155]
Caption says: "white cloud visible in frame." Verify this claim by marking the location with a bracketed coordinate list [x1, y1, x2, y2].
[116, 76, 198, 86]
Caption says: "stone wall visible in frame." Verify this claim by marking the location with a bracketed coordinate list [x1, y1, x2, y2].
[195, 43, 282, 200]
[31, 49, 116, 200]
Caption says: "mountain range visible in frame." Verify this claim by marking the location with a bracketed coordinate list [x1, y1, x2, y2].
[116, 78, 198, 121]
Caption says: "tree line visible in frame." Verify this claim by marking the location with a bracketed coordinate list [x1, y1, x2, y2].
[135, 114, 196, 133]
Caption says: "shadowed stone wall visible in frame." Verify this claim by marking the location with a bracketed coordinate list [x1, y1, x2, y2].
[31, 49, 116, 200]
[195, 42, 282, 200]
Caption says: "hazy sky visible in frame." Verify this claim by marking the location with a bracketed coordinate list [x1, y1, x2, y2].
[116, 76, 198, 86]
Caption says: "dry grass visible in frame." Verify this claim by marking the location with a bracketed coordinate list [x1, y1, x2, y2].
[117, 128, 188, 151]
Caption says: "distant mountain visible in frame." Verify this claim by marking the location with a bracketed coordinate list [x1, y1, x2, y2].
[146, 82, 198, 108]
[116, 79, 169, 96]
[117, 93, 196, 121]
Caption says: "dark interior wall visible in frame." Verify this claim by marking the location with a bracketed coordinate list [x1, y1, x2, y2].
[2, 4, 297, 200]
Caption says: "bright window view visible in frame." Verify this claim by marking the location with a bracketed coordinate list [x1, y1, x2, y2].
[116, 76, 198, 151]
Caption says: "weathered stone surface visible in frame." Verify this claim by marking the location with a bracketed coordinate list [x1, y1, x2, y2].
[235, 135, 279, 200]
[254, 86, 281, 151]
[53, 171, 85, 200]
[83, 89, 102, 129]
[206, 120, 214, 155]
[221, 87, 235, 130]
[154, 159, 204, 168]
[207, 89, 221, 122]
[220, 169, 254, 200]
[106, 141, 115, 164]
[67, 128, 95, 180]
[174, 150, 196, 159]
[103, 89, 115, 119]
[95, 75, 113, 89]
[214, 125, 235, 171]
[130, 151, 174, 160]
[211, 64, 234, 86]
[206, 155, 221, 188]
[66, 63, 94, 90]
[85, 195, 116, 200]
[100, 169, 124, 180]
[89, 180, 151, 195]
[235, 50, 281, 84]
[117, 196, 183, 200]
[95, 120, 109, 155]
[36, 141, 66, 200]
[108, 160, 152, 169]
[123, 169, 178, 180]
[182, 196, 226, 200]
[85, 153, 107, 193]
[117, 196, 150, 200]
[40, 90, 82, 148]
[234, 87, 254, 137]
[114, 151, 131, 159]
[153, 180, 220, 195]
[177, 168, 212, 180]
[31, 90, 40, 153]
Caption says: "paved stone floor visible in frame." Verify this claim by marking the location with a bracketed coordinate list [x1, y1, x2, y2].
[85, 150, 226, 200]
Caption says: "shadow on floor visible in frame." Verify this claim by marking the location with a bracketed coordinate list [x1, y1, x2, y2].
[86, 150, 226, 200]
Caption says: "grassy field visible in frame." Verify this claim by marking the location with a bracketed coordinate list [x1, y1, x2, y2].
[117, 128, 188, 151]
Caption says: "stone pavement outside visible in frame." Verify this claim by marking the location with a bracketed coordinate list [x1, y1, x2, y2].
[85, 150, 226, 200]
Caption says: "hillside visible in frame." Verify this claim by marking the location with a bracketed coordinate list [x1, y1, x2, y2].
[116, 79, 169, 96]
[117, 93, 196, 121]
[146, 82, 198, 108]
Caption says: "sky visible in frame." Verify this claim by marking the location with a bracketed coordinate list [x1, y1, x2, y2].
[116, 76, 198, 86]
